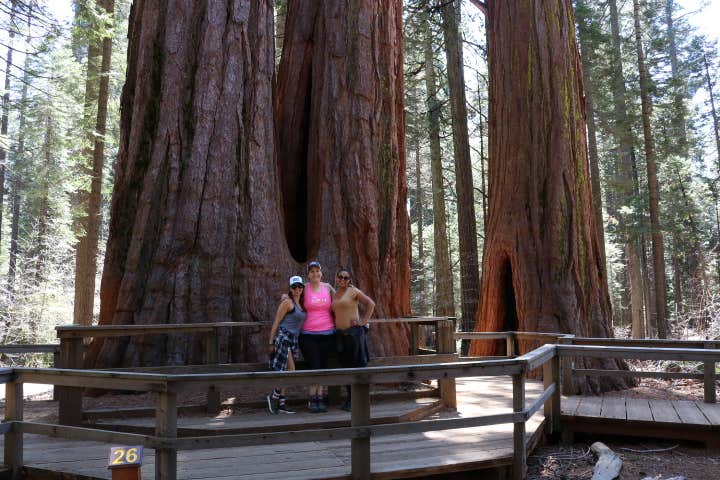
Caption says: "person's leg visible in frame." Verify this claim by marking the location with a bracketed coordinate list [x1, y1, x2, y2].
[300, 333, 324, 412]
[278, 354, 296, 414]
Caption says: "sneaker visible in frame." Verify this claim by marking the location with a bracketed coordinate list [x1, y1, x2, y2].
[316, 398, 328, 413]
[278, 403, 296, 414]
[267, 394, 279, 414]
[308, 398, 320, 413]
[341, 400, 351, 412]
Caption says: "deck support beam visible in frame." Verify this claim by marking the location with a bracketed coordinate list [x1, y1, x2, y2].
[704, 342, 716, 404]
[58, 337, 84, 426]
[155, 390, 177, 480]
[512, 373, 526, 480]
[543, 354, 561, 436]
[437, 318, 457, 408]
[3, 381, 23, 480]
[351, 382, 371, 480]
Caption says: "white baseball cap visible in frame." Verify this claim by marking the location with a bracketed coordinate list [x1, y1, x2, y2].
[289, 275, 304, 287]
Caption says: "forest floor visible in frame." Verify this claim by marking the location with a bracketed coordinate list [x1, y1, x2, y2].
[527, 376, 720, 480]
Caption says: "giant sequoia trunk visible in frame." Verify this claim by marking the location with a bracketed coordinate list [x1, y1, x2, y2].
[87, 0, 291, 367]
[471, 0, 627, 393]
[275, 0, 410, 357]
[88, 0, 411, 367]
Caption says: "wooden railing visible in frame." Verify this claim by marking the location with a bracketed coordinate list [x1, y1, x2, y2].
[1, 344, 559, 480]
[3, 327, 719, 480]
[55, 318, 459, 424]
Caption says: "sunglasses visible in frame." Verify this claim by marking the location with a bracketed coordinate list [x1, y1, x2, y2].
[291, 284, 304, 289]
[337, 275, 351, 280]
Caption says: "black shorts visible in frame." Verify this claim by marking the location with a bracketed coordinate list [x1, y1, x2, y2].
[336, 326, 369, 368]
[299, 332, 335, 370]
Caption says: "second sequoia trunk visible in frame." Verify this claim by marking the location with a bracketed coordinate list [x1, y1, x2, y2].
[276, 0, 410, 356]
[472, 0, 627, 392]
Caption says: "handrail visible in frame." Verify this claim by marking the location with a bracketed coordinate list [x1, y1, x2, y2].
[3, 330, 718, 480]
[556, 344, 720, 361]
[0, 344, 59, 354]
[2, 351, 554, 480]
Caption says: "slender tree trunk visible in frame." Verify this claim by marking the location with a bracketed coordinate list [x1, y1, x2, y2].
[608, 0, 649, 336]
[439, 0, 480, 334]
[633, 0, 668, 338]
[476, 72, 487, 233]
[0, 0, 16, 253]
[275, 0, 411, 357]
[473, 0, 628, 393]
[414, 141, 426, 316]
[423, 12, 454, 318]
[627, 243, 644, 338]
[703, 51, 720, 288]
[576, 0, 606, 262]
[74, 0, 115, 327]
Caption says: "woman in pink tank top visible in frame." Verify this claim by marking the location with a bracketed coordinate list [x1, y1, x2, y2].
[299, 261, 336, 413]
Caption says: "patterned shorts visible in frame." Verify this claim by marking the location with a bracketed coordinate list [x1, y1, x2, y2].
[269, 327, 299, 371]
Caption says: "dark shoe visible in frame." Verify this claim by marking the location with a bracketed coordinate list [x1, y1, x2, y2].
[308, 398, 320, 413]
[341, 400, 351, 411]
[267, 394, 279, 415]
[316, 398, 328, 413]
[278, 403, 296, 414]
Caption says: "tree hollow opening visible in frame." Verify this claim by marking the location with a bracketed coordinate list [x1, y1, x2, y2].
[279, 80, 320, 263]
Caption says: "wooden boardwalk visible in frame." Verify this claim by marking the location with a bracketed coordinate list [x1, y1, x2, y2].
[562, 395, 720, 449]
[2, 377, 546, 479]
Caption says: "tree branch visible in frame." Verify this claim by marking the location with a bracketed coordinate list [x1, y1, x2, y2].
[468, 0, 488, 16]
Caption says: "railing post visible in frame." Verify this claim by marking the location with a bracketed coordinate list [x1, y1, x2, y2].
[559, 335, 574, 395]
[506, 334, 516, 357]
[205, 328, 221, 415]
[52, 348, 59, 401]
[155, 389, 177, 480]
[704, 341, 717, 404]
[58, 336, 84, 425]
[351, 381, 371, 480]
[409, 321, 420, 355]
[543, 352, 561, 436]
[4, 380, 23, 479]
[436, 318, 457, 408]
[512, 372, 526, 480]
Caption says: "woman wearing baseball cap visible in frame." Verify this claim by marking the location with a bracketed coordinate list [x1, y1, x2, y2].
[266, 275, 307, 414]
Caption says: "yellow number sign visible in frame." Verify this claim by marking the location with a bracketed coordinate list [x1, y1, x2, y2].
[108, 446, 143, 468]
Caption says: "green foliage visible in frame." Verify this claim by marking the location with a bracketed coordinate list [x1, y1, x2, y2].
[0, 1, 129, 353]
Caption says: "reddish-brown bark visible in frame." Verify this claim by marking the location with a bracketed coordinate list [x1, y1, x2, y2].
[276, 0, 410, 356]
[88, 0, 411, 367]
[87, 0, 291, 367]
[472, 0, 627, 392]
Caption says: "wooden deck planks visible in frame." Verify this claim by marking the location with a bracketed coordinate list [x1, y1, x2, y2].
[625, 398, 653, 422]
[1, 377, 545, 480]
[696, 401, 720, 425]
[601, 397, 626, 420]
[575, 396, 602, 417]
[672, 400, 709, 425]
[648, 399, 681, 423]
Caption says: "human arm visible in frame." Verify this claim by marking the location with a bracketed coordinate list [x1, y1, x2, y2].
[354, 288, 375, 327]
[269, 299, 293, 352]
